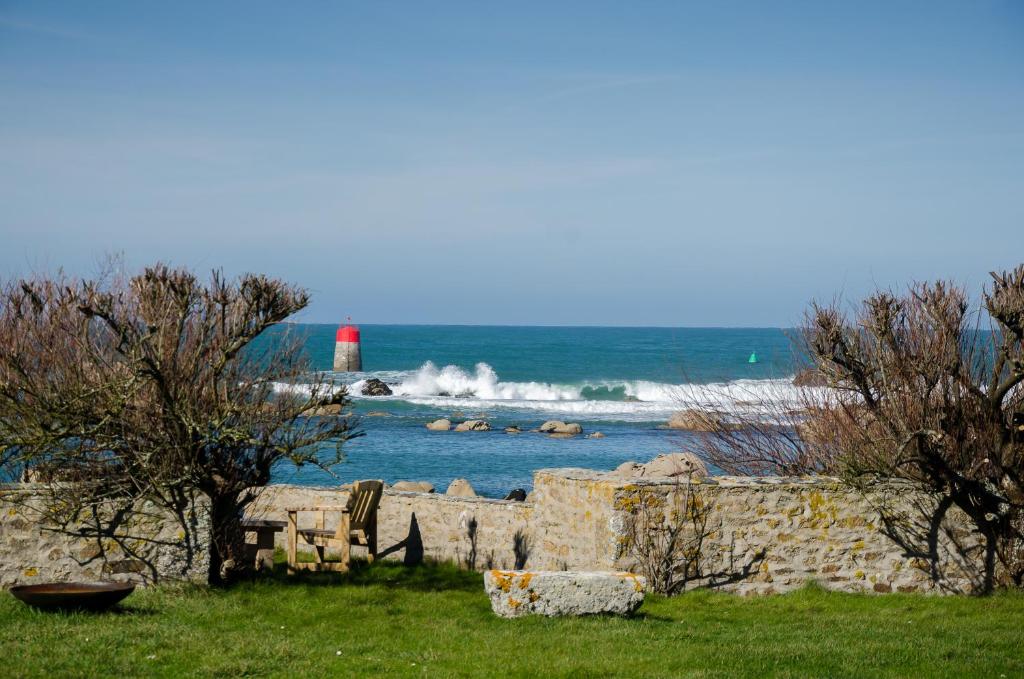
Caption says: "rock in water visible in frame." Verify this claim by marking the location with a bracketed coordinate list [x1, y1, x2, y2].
[484, 570, 645, 618]
[503, 488, 527, 502]
[586, 432, 605, 439]
[391, 481, 435, 493]
[504, 426, 522, 434]
[301, 403, 343, 417]
[361, 378, 393, 396]
[792, 368, 827, 387]
[665, 410, 723, 432]
[455, 419, 490, 432]
[538, 420, 583, 435]
[446, 478, 477, 497]
[641, 452, 708, 479]
[425, 418, 451, 431]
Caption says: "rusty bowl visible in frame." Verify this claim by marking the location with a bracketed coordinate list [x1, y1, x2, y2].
[9, 582, 135, 611]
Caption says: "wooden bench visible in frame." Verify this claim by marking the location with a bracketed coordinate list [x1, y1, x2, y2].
[286, 480, 383, 573]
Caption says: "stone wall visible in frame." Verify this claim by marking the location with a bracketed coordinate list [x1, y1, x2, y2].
[251, 469, 985, 595]
[0, 485, 210, 588]
[0, 469, 987, 594]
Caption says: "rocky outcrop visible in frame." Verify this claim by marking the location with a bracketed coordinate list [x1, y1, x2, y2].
[538, 421, 583, 435]
[665, 409, 726, 432]
[445, 478, 477, 497]
[641, 452, 708, 479]
[609, 460, 642, 478]
[425, 419, 451, 431]
[361, 378, 393, 396]
[302, 403, 343, 417]
[484, 570, 645, 618]
[792, 369, 827, 388]
[455, 419, 490, 432]
[503, 488, 528, 502]
[391, 481, 435, 493]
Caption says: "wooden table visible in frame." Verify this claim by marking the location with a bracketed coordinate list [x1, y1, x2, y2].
[286, 506, 351, 573]
[241, 519, 287, 571]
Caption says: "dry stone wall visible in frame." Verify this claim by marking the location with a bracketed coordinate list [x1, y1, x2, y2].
[0, 469, 987, 594]
[0, 485, 210, 587]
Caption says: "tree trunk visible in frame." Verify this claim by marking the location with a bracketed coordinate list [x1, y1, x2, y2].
[207, 492, 251, 586]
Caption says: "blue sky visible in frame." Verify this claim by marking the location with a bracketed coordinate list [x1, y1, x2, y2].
[1, 2, 1022, 326]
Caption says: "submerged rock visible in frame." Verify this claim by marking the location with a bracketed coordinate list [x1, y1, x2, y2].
[426, 418, 452, 431]
[364, 411, 391, 417]
[446, 478, 477, 497]
[538, 420, 583, 435]
[302, 403, 343, 417]
[455, 419, 491, 432]
[484, 570, 645, 618]
[586, 432, 605, 439]
[361, 378, 393, 396]
[504, 426, 522, 434]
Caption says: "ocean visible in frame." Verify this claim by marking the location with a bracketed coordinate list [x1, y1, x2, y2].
[271, 325, 802, 497]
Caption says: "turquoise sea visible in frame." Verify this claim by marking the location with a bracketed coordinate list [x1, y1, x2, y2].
[272, 326, 801, 497]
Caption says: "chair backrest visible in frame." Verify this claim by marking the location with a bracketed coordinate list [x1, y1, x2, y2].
[344, 480, 384, 533]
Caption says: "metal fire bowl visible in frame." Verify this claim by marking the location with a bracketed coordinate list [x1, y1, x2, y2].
[9, 582, 136, 611]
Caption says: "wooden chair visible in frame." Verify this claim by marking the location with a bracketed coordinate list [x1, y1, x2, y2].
[287, 480, 384, 573]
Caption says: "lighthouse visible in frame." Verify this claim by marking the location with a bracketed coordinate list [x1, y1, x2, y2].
[333, 322, 362, 372]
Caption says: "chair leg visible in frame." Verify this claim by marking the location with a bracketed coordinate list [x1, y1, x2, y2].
[367, 526, 377, 564]
[339, 513, 351, 571]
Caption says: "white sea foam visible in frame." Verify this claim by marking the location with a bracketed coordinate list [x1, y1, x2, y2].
[274, 362, 820, 422]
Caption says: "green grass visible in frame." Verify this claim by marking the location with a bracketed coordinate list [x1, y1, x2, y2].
[2, 560, 1022, 678]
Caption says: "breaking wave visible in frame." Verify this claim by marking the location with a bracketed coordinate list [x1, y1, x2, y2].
[274, 361, 817, 422]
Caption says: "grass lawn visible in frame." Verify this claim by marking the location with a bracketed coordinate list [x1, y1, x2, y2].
[1, 560, 1022, 678]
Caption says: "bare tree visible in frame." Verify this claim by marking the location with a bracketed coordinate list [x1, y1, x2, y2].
[0, 263, 358, 584]
[693, 264, 1024, 591]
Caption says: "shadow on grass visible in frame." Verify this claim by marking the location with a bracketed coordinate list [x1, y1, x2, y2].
[260, 557, 483, 593]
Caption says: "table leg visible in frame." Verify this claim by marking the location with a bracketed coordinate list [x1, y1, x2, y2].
[287, 511, 297, 574]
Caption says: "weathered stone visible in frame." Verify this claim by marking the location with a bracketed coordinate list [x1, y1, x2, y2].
[609, 461, 642, 478]
[640, 452, 708, 479]
[792, 368, 827, 387]
[361, 378, 393, 396]
[665, 410, 728, 432]
[425, 418, 451, 431]
[484, 570, 645, 617]
[455, 419, 490, 432]
[538, 421, 583, 435]
[446, 478, 477, 497]
[302, 403, 343, 417]
[391, 481, 435, 493]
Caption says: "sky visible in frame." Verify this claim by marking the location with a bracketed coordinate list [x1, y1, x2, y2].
[1, 2, 1022, 326]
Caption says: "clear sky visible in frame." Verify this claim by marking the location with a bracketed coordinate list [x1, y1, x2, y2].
[1, 2, 1022, 326]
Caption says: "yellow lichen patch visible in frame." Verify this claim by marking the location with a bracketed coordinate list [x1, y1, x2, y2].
[755, 505, 768, 516]
[518, 572, 534, 590]
[490, 570, 515, 593]
[24, 567, 38, 577]
[766, 518, 781, 529]
[852, 540, 866, 551]
[618, 572, 645, 593]
[7, 508, 17, 517]
[508, 598, 521, 609]
[528, 591, 540, 603]
[854, 569, 865, 580]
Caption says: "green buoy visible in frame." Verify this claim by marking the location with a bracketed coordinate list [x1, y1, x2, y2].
[748, 352, 758, 364]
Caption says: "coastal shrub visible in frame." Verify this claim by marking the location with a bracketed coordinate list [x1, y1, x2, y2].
[0, 262, 358, 584]
[695, 263, 1024, 592]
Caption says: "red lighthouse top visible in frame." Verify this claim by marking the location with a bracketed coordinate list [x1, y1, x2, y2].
[336, 324, 360, 343]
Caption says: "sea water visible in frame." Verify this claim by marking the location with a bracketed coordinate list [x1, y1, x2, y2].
[270, 325, 801, 497]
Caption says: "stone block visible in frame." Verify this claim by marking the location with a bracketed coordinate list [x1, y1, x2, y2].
[484, 570, 645, 618]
